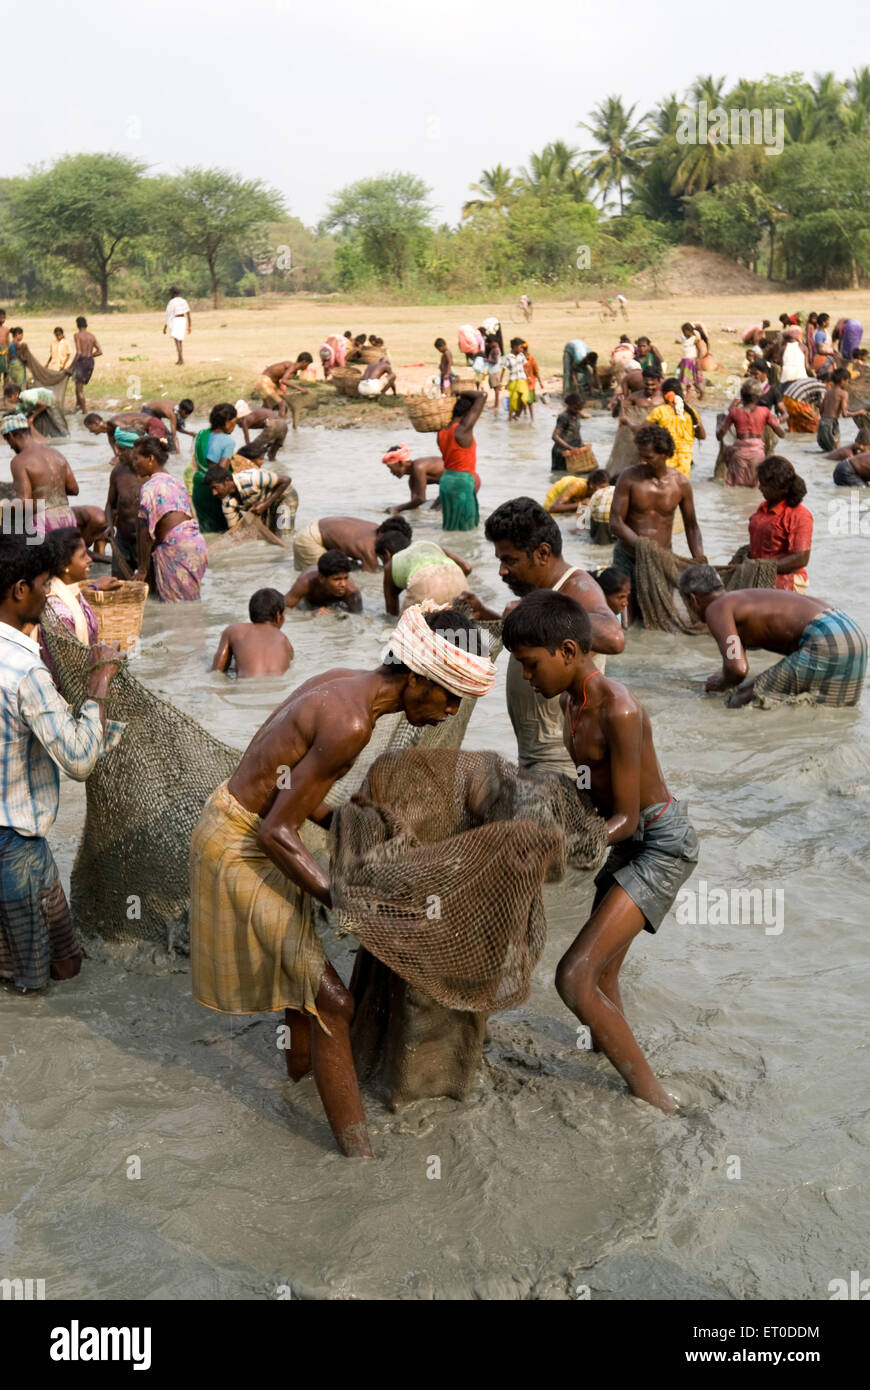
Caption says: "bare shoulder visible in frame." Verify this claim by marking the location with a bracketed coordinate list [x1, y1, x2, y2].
[599, 676, 642, 722]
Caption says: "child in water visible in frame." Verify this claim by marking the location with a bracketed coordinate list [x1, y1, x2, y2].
[503, 589, 698, 1113]
[211, 587, 294, 677]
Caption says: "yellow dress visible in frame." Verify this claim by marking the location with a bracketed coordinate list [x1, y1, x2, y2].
[543, 476, 588, 511]
[646, 403, 695, 476]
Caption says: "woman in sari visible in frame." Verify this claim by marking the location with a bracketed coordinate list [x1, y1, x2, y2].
[132, 437, 208, 601]
[190, 402, 238, 532]
[715, 381, 785, 487]
[643, 377, 705, 477]
[37, 526, 120, 679]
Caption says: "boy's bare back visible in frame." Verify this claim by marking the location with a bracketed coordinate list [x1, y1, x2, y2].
[217, 622, 293, 679]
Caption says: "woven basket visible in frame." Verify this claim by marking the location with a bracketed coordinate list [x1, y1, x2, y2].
[331, 368, 362, 397]
[565, 444, 599, 475]
[82, 580, 148, 651]
[357, 346, 383, 365]
[407, 396, 456, 433]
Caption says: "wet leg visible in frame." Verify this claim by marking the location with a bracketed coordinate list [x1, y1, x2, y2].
[556, 885, 675, 1112]
[284, 1007, 311, 1080]
[310, 964, 373, 1156]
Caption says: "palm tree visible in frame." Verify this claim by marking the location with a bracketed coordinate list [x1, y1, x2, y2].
[809, 71, 847, 139]
[845, 66, 870, 135]
[580, 96, 650, 214]
[519, 141, 582, 199]
[462, 164, 516, 219]
[688, 74, 727, 110]
[668, 75, 729, 194]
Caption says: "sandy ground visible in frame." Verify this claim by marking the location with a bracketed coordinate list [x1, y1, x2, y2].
[14, 281, 870, 420]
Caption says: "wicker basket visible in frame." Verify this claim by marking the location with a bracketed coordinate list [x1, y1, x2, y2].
[357, 346, 383, 365]
[330, 368, 362, 397]
[565, 444, 599, 475]
[81, 580, 148, 651]
[407, 396, 456, 433]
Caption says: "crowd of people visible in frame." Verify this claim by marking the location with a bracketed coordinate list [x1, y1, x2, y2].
[1, 291, 868, 1158]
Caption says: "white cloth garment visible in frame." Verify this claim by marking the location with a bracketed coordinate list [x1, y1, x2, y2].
[165, 297, 190, 340]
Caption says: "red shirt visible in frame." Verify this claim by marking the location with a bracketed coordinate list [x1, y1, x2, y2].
[748, 499, 813, 591]
[437, 421, 477, 474]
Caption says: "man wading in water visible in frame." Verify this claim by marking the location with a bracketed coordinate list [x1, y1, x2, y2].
[609, 423, 706, 623]
[189, 603, 496, 1156]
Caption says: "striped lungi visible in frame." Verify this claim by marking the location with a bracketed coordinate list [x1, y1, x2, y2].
[743, 610, 867, 707]
[189, 781, 328, 1027]
[0, 828, 79, 990]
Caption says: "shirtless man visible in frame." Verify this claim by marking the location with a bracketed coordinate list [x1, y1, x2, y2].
[817, 368, 860, 452]
[502, 589, 698, 1113]
[188, 605, 496, 1156]
[284, 550, 363, 614]
[382, 445, 445, 513]
[236, 406, 288, 461]
[832, 449, 870, 486]
[103, 449, 143, 575]
[83, 411, 166, 457]
[459, 495, 625, 774]
[211, 588, 294, 677]
[140, 398, 195, 451]
[358, 358, 397, 397]
[1, 416, 79, 531]
[255, 357, 313, 421]
[68, 317, 102, 414]
[679, 566, 868, 708]
[292, 515, 411, 573]
[609, 423, 706, 622]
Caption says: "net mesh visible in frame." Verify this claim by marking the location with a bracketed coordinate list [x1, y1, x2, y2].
[633, 537, 777, 634]
[40, 608, 505, 947]
[330, 748, 609, 1011]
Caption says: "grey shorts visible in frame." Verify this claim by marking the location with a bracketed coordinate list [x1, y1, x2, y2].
[593, 798, 698, 933]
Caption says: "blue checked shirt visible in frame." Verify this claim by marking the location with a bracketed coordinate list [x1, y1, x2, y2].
[0, 622, 124, 838]
[221, 468, 280, 529]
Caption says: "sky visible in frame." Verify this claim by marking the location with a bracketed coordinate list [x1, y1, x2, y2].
[6, 0, 870, 228]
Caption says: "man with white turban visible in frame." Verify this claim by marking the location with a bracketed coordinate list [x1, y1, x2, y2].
[189, 602, 495, 1159]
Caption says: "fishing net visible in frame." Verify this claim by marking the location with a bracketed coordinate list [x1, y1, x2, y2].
[18, 344, 70, 437]
[40, 607, 505, 947]
[330, 748, 608, 1011]
[633, 537, 777, 634]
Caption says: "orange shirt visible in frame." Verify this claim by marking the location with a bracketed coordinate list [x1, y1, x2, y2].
[437, 421, 477, 474]
[748, 498, 813, 591]
[524, 354, 541, 387]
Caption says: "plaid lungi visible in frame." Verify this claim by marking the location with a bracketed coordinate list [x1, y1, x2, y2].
[189, 781, 328, 1028]
[0, 827, 79, 990]
[741, 609, 867, 707]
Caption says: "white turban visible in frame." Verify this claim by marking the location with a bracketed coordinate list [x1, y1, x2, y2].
[383, 600, 496, 698]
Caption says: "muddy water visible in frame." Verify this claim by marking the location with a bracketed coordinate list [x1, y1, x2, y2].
[2, 402, 869, 1300]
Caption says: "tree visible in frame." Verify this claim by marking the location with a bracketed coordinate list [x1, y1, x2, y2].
[324, 173, 433, 286]
[580, 97, 649, 214]
[161, 167, 285, 307]
[685, 182, 767, 266]
[8, 153, 150, 309]
[519, 142, 585, 201]
[462, 165, 517, 218]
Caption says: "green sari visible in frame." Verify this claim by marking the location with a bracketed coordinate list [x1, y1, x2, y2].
[438, 470, 479, 531]
[191, 429, 231, 533]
